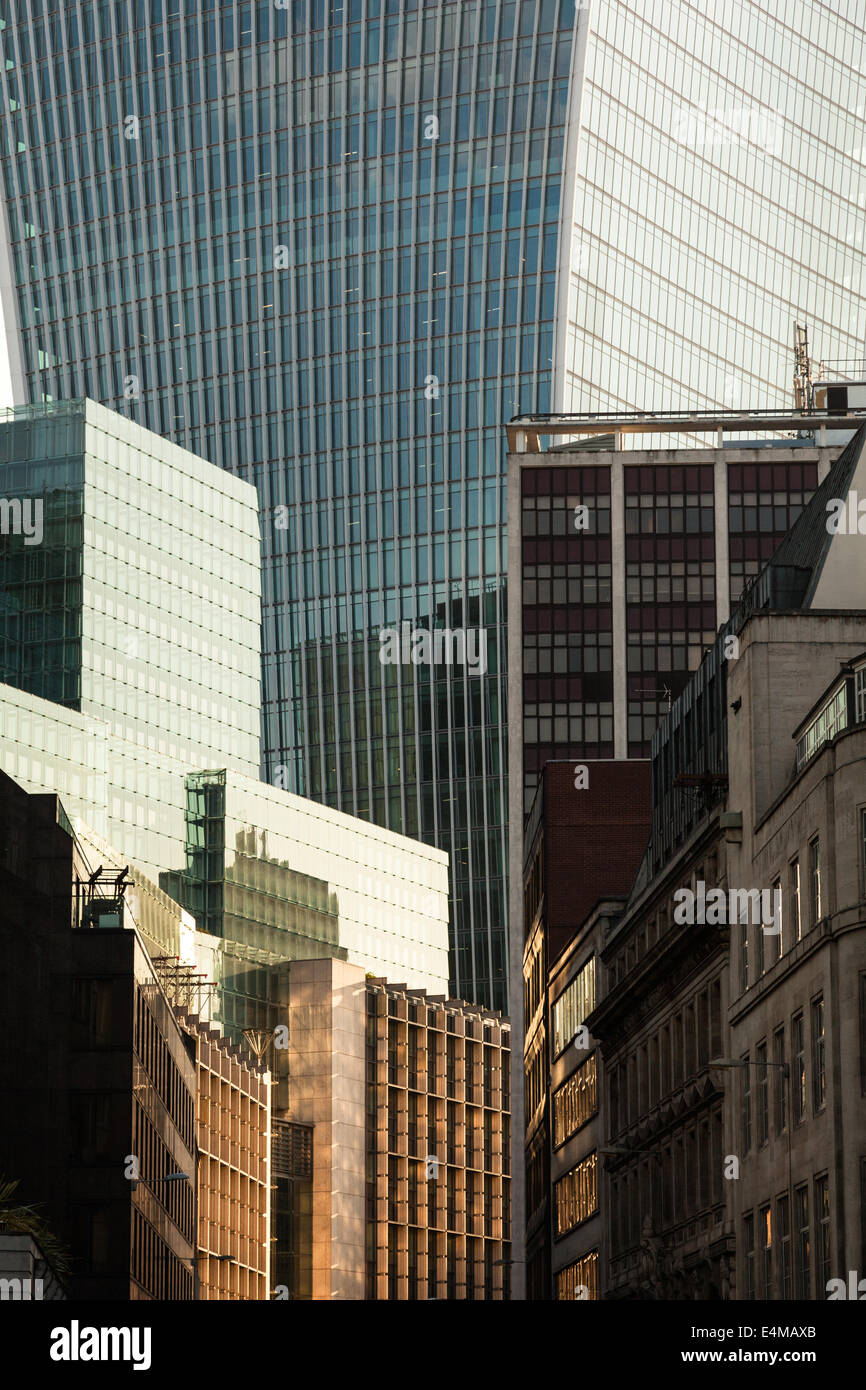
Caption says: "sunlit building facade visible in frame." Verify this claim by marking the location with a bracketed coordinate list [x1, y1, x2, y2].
[2, 1, 866, 1014]
[555, 1, 866, 417]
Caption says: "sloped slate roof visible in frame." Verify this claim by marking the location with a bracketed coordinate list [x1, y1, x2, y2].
[737, 422, 866, 618]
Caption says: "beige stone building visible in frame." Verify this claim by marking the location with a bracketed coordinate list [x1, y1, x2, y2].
[571, 423, 866, 1299]
[283, 957, 511, 1299]
[725, 618, 866, 1298]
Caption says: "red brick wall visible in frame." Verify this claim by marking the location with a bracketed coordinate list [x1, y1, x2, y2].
[540, 760, 652, 961]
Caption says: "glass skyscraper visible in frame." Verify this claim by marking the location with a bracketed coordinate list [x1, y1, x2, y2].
[1, 1, 865, 1009]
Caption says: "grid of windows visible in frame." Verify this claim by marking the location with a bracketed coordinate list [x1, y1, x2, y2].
[744, 1183, 830, 1303]
[563, 0, 866, 428]
[625, 465, 716, 757]
[365, 986, 510, 1300]
[0, 0, 581, 1012]
[728, 462, 817, 606]
[521, 465, 613, 810]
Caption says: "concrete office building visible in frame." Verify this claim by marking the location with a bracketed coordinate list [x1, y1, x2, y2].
[6, 2, 866, 1015]
[283, 957, 511, 1300]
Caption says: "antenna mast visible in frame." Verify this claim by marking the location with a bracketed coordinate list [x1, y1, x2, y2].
[793, 321, 813, 412]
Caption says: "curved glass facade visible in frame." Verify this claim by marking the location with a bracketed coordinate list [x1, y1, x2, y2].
[0, 0, 574, 1009]
[2, 1, 865, 1011]
[558, 1, 866, 415]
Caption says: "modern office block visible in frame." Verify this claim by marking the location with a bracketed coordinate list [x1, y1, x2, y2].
[507, 416, 849, 816]
[164, 768, 451, 1012]
[0, 679, 452, 1027]
[3, 4, 866, 1013]
[0, 677, 198, 882]
[554, 4, 866, 417]
[174, 1010, 271, 1302]
[282, 956, 511, 1300]
[0, 400, 261, 772]
[270, 1119, 314, 1301]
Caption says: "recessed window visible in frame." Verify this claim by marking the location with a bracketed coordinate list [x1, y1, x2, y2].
[790, 857, 801, 944]
[809, 836, 822, 925]
[812, 997, 826, 1111]
[792, 1011, 807, 1124]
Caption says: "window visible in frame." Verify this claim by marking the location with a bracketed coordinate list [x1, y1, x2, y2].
[792, 1012, 806, 1124]
[777, 1194, 791, 1299]
[756, 1041, 768, 1146]
[815, 1176, 831, 1296]
[774, 1026, 787, 1134]
[756, 913, 764, 977]
[71, 978, 113, 1048]
[789, 858, 801, 944]
[740, 919, 749, 993]
[553, 1055, 597, 1147]
[809, 836, 821, 925]
[551, 957, 596, 1056]
[556, 1250, 598, 1300]
[767, 879, 782, 964]
[741, 1053, 751, 1152]
[856, 665, 866, 722]
[796, 685, 847, 769]
[554, 1152, 598, 1235]
[743, 1213, 755, 1299]
[795, 1185, 811, 1298]
[812, 997, 826, 1111]
[760, 1204, 772, 1298]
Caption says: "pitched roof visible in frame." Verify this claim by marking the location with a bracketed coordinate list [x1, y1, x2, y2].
[736, 422, 866, 618]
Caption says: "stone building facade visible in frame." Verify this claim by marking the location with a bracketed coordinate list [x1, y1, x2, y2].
[284, 957, 511, 1300]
